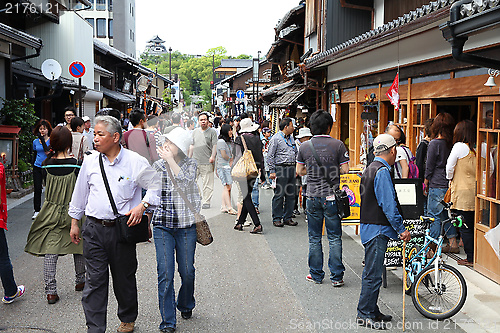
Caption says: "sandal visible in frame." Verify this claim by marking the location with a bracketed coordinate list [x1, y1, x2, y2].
[220, 208, 229, 214]
[234, 224, 243, 231]
[227, 208, 237, 215]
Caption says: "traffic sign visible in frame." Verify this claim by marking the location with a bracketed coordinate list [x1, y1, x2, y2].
[69, 61, 85, 78]
[236, 90, 245, 99]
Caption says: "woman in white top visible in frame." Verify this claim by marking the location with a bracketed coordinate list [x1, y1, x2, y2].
[386, 124, 414, 179]
[69, 117, 91, 164]
[446, 120, 476, 266]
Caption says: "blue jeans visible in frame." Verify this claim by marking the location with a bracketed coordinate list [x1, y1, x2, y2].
[357, 234, 389, 319]
[154, 225, 196, 330]
[427, 187, 457, 239]
[306, 197, 345, 283]
[251, 175, 259, 208]
[0, 228, 17, 297]
[272, 165, 296, 222]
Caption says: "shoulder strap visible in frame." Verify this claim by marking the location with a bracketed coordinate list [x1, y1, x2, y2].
[240, 134, 248, 151]
[308, 140, 336, 189]
[141, 129, 153, 163]
[40, 136, 49, 152]
[164, 162, 198, 215]
[99, 154, 119, 216]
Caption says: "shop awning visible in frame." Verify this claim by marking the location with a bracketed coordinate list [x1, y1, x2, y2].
[101, 87, 135, 103]
[269, 84, 306, 108]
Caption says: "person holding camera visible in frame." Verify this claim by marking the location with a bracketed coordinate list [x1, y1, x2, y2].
[296, 110, 349, 286]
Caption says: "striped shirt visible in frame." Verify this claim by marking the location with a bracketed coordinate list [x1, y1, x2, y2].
[151, 157, 201, 228]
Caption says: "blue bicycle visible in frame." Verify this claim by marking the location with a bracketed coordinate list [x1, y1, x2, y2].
[404, 201, 467, 320]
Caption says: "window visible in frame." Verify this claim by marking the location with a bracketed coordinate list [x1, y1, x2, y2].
[108, 19, 113, 39]
[108, 0, 112, 11]
[477, 99, 500, 229]
[85, 18, 94, 37]
[96, 19, 106, 38]
[96, 0, 106, 11]
[130, 29, 134, 41]
[131, 5, 134, 17]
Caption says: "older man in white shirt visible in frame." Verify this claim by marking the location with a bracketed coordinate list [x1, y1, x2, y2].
[69, 116, 160, 333]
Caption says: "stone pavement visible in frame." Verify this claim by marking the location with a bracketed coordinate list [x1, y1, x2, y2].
[2, 181, 500, 332]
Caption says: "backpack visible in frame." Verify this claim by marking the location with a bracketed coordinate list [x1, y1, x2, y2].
[396, 146, 419, 179]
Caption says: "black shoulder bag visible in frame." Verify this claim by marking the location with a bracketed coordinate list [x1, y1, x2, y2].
[307, 141, 351, 219]
[99, 154, 149, 244]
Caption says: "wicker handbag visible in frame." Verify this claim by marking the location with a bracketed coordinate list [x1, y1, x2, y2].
[231, 134, 258, 179]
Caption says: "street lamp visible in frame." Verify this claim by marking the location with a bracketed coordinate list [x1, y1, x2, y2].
[169, 47, 172, 81]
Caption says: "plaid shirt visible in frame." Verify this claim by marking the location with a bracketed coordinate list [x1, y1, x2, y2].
[151, 157, 201, 228]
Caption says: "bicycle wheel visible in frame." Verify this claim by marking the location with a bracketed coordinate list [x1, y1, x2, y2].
[411, 263, 467, 320]
[404, 245, 420, 295]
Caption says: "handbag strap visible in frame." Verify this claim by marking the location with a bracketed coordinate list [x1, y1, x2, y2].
[99, 154, 119, 217]
[163, 162, 198, 215]
[78, 136, 85, 161]
[308, 140, 336, 189]
[240, 134, 248, 151]
[141, 129, 153, 163]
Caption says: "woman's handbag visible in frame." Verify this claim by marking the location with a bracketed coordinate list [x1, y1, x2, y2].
[231, 134, 258, 179]
[164, 163, 213, 246]
[99, 154, 149, 244]
[307, 141, 351, 219]
[443, 187, 452, 203]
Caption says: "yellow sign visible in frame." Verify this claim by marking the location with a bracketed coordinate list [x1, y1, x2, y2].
[340, 173, 361, 220]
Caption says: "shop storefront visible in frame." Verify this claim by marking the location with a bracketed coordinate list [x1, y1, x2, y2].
[305, 1, 500, 283]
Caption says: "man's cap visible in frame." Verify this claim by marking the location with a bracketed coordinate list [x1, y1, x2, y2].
[373, 133, 397, 154]
[82, 116, 91, 122]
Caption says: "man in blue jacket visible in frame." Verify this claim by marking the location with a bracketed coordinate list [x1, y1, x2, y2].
[357, 133, 411, 330]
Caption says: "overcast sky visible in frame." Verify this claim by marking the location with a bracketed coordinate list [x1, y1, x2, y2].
[136, 0, 301, 57]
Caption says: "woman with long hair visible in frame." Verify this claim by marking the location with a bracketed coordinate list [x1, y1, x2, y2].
[216, 124, 237, 214]
[32, 119, 52, 220]
[233, 118, 265, 234]
[25, 126, 85, 304]
[152, 127, 201, 332]
[424, 112, 457, 255]
[446, 120, 476, 265]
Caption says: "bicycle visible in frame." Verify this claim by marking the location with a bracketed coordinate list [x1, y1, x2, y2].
[404, 200, 467, 320]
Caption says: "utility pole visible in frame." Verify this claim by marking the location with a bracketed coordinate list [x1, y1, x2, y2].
[212, 54, 215, 113]
[256, 51, 261, 120]
[169, 47, 172, 80]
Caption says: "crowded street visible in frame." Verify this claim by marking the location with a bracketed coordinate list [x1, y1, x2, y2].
[2, 180, 500, 332]
[2, 1, 500, 333]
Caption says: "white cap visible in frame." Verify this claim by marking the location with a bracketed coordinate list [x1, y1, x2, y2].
[373, 133, 397, 154]
[296, 127, 312, 139]
[82, 116, 91, 122]
[164, 127, 192, 156]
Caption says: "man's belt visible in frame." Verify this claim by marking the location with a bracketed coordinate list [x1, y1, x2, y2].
[277, 162, 296, 166]
[89, 216, 116, 227]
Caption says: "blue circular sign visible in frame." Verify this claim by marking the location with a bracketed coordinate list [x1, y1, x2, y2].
[69, 61, 85, 78]
[236, 90, 245, 99]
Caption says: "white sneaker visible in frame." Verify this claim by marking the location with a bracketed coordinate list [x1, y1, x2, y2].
[32, 212, 39, 220]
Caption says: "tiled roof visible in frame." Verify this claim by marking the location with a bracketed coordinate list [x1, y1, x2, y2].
[12, 61, 85, 89]
[305, 0, 459, 69]
[275, 3, 305, 33]
[94, 39, 139, 65]
[261, 80, 296, 97]
[459, 0, 500, 19]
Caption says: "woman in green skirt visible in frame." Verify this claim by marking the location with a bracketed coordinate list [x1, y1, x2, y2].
[25, 126, 85, 304]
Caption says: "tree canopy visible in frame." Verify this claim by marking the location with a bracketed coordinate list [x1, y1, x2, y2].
[140, 47, 252, 110]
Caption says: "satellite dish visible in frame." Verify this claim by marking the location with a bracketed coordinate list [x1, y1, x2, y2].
[41, 59, 62, 80]
[137, 76, 150, 92]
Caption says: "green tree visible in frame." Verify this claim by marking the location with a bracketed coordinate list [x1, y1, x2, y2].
[141, 46, 238, 110]
[0, 98, 38, 168]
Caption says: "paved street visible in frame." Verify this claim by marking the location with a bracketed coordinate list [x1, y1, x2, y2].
[1, 180, 499, 332]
